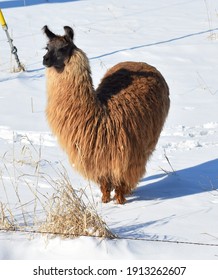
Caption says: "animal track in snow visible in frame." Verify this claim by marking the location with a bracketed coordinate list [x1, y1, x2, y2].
[161, 122, 218, 152]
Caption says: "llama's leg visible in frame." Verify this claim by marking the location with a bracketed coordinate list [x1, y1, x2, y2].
[98, 178, 112, 203]
[114, 182, 128, 204]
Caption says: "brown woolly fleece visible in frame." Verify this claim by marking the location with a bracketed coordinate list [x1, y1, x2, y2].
[45, 48, 170, 204]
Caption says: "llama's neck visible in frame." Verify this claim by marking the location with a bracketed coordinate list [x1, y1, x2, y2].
[46, 48, 101, 138]
[46, 48, 96, 106]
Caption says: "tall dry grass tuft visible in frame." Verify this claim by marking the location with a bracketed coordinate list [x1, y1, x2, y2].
[0, 136, 115, 239]
[40, 169, 115, 238]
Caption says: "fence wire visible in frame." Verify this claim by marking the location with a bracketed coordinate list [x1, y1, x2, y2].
[1, 227, 218, 247]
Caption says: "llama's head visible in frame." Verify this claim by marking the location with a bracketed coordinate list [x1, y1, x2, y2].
[43, 25, 75, 72]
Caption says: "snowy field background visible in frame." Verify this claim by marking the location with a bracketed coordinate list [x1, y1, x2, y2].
[0, 0, 218, 259]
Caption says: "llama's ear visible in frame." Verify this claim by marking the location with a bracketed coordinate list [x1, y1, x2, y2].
[64, 26, 74, 41]
[42, 25, 56, 40]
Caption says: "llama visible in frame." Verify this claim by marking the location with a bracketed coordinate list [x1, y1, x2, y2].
[43, 25, 170, 204]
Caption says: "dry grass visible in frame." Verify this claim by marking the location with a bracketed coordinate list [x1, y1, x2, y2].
[40, 168, 115, 238]
[0, 202, 16, 231]
[159, 149, 177, 175]
[0, 139, 115, 239]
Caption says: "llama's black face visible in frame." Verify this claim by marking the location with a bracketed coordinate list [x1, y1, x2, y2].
[43, 26, 75, 72]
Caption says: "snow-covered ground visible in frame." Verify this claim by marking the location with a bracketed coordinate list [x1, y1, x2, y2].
[0, 0, 218, 260]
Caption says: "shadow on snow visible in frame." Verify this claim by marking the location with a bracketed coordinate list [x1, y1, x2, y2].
[90, 27, 218, 60]
[113, 159, 218, 238]
[0, 0, 79, 9]
[131, 158, 218, 202]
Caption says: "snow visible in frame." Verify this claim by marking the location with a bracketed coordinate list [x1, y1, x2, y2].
[0, 0, 218, 260]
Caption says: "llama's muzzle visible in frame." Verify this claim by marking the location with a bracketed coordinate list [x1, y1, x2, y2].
[43, 54, 52, 67]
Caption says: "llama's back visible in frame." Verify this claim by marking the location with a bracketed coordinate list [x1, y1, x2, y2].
[95, 61, 170, 186]
[97, 61, 169, 107]
[96, 61, 170, 143]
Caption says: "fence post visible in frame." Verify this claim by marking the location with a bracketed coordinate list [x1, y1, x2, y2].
[0, 9, 25, 72]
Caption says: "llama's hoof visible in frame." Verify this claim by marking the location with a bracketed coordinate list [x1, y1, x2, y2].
[101, 196, 111, 203]
[114, 194, 126, 204]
